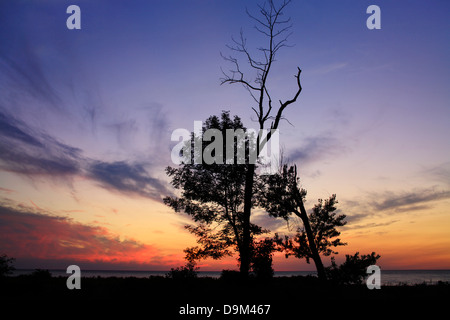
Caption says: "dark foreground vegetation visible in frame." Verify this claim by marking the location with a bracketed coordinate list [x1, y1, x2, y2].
[1, 273, 448, 301]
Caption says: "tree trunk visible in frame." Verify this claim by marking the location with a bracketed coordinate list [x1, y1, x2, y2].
[240, 163, 255, 279]
[296, 197, 327, 281]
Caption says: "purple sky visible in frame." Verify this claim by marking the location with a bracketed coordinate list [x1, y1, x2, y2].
[1, 0, 449, 270]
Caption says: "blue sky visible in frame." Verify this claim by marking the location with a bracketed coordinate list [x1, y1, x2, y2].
[0, 0, 449, 270]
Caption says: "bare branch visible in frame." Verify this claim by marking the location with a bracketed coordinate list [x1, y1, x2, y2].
[246, 8, 270, 30]
[235, 30, 267, 72]
[222, 0, 301, 137]
[254, 25, 271, 37]
[262, 86, 273, 123]
[271, 67, 302, 130]
[220, 52, 260, 91]
[245, 85, 260, 104]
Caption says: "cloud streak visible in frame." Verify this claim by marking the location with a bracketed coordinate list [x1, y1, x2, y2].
[370, 188, 450, 212]
[0, 44, 62, 110]
[0, 110, 170, 202]
[341, 187, 450, 231]
[88, 160, 169, 200]
[311, 62, 348, 75]
[0, 109, 82, 177]
[288, 133, 344, 165]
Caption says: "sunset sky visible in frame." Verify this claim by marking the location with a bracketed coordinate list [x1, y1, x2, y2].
[1, 0, 449, 271]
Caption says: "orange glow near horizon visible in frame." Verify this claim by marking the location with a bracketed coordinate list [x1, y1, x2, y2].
[2, 184, 449, 271]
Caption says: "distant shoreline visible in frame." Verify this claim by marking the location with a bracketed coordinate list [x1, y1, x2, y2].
[12, 268, 450, 272]
[10, 269, 450, 286]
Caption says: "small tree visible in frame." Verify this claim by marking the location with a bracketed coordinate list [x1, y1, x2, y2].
[0, 254, 15, 277]
[166, 262, 199, 280]
[259, 165, 346, 280]
[325, 252, 381, 285]
[30, 269, 52, 280]
[283, 194, 347, 264]
[250, 238, 276, 279]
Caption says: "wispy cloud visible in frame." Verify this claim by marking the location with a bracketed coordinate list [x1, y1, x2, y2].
[311, 62, 348, 75]
[344, 220, 399, 231]
[0, 109, 82, 177]
[251, 210, 291, 233]
[0, 110, 170, 202]
[88, 160, 170, 201]
[0, 45, 62, 110]
[341, 187, 450, 231]
[421, 162, 450, 187]
[106, 119, 139, 148]
[370, 188, 450, 212]
[0, 187, 16, 194]
[288, 133, 345, 166]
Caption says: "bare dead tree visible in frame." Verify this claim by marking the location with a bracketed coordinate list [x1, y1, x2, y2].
[220, 0, 303, 277]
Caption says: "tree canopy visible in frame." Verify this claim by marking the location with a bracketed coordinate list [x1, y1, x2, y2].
[164, 112, 266, 264]
[258, 164, 347, 280]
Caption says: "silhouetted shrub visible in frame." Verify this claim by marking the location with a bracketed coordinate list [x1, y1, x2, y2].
[325, 252, 380, 285]
[0, 254, 15, 277]
[220, 269, 241, 282]
[31, 269, 52, 280]
[166, 262, 198, 280]
[250, 239, 275, 280]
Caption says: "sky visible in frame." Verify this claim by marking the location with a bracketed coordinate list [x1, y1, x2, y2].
[0, 0, 449, 271]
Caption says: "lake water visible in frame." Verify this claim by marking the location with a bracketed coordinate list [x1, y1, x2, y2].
[12, 269, 450, 286]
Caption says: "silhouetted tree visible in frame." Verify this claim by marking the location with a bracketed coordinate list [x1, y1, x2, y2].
[325, 252, 381, 285]
[164, 112, 268, 269]
[220, 0, 302, 277]
[250, 238, 276, 279]
[258, 164, 346, 280]
[0, 254, 15, 277]
[30, 269, 52, 280]
[166, 262, 199, 280]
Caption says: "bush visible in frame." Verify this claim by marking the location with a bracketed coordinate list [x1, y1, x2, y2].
[250, 239, 275, 280]
[165, 262, 199, 280]
[325, 252, 380, 285]
[31, 269, 53, 280]
[0, 254, 15, 277]
[219, 269, 241, 282]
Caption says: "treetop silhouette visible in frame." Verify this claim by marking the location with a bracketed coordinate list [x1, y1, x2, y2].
[164, 112, 266, 266]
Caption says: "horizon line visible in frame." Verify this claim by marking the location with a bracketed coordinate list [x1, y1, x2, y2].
[13, 268, 450, 272]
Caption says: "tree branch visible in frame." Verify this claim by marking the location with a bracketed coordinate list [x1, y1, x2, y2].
[221, 0, 301, 152]
[271, 67, 302, 130]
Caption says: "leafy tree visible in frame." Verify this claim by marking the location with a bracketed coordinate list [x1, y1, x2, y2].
[164, 112, 267, 269]
[250, 238, 276, 279]
[259, 164, 346, 280]
[283, 194, 347, 263]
